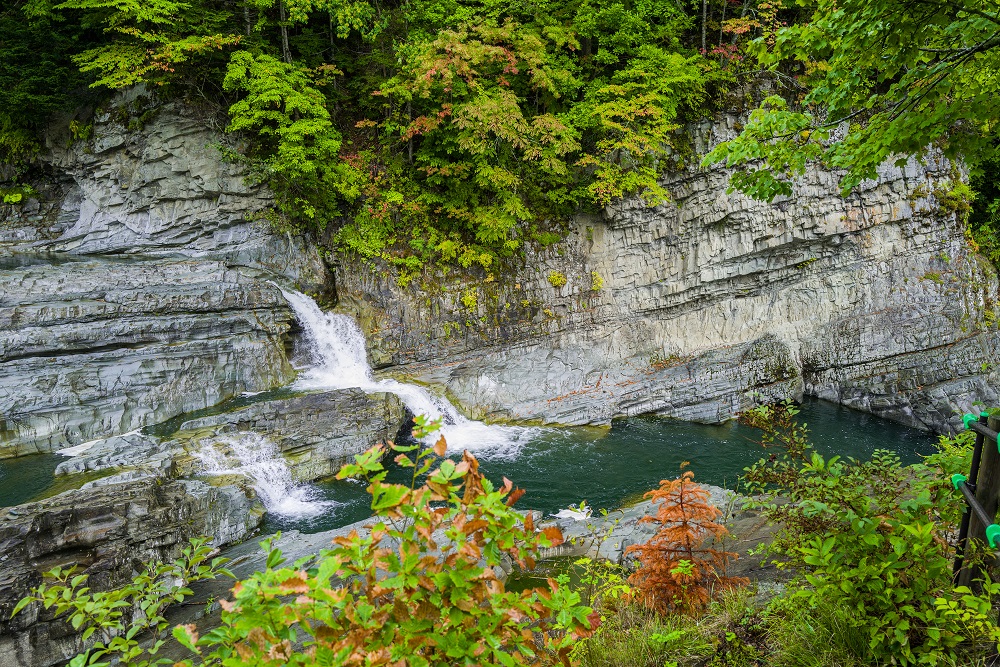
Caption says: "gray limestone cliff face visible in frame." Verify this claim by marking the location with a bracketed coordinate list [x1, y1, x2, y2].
[0, 93, 331, 455]
[336, 120, 998, 433]
[0, 257, 297, 455]
[3, 89, 327, 288]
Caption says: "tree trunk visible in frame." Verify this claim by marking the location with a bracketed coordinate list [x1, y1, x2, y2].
[701, 0, 707, 52]
[279, 1, 293, 64]
[719, 0, 726, 47]
[406, 100, 413, 164]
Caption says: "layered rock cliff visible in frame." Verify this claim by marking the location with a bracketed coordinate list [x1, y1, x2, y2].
[0, 476, 261, 666]
[336, 120, 998, 433]
[0, 93, 329, 454]
[4, 96, 995, 444]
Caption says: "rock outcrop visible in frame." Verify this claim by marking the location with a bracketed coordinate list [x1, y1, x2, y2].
[336, 121, 998, 433]
[0, 256, 296, 455]
[3, 88, 326, 288]
[0, 93, 332, 456]
[170, 389, 407, 481]
[0, 476, 262, 667]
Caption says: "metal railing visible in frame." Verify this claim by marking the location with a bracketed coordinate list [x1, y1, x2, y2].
[952, 412, 1000, 585]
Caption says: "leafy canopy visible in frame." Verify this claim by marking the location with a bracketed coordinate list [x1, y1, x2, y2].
[704, 0, 1000, 200]
[4, 0, 733, 272]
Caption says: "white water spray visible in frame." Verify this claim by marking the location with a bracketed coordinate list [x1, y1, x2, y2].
[197, 432, 335, 520]
[281, 289, 537, 458]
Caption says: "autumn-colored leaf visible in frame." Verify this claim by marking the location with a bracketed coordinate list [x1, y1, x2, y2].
[277, 572, 310, 594]
[506, 486, 526, 507]
[542, 526, 564, 546]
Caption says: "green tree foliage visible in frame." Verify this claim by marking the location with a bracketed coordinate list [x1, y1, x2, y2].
[2, 0, 737, 271]
[51, 0, 241, 89]
[0, 2, 97, 161]
[572, 47, 709, 206]
[704, 0, 1000, 201]
[969, 152, 1000, 267]
[223, 50, 364, 226]
[377, 20, 583, 248]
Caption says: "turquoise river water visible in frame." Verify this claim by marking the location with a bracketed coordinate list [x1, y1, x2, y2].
[261, 397, 938, 535]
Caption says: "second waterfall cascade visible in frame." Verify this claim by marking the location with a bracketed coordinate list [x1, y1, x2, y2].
[281, 289, 538, 458]
[198, 432, 335, 519]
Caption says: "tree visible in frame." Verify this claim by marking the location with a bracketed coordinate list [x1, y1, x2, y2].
[0, 1, 97, 160]
[222, 50, 365, 226]
[704, 0, 1000, 201]
[624, 470, 746, 615]
[51, 0, 242, 89]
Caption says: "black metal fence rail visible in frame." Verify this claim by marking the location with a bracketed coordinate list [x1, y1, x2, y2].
[953, 412, 1000, 581]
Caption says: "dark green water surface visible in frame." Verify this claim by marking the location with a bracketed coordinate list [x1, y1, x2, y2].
[0, 454, 63, 508]
[0, 398, 938, 521]
[264, 398, 939, 535]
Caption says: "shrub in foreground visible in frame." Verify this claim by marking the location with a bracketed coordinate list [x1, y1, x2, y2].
[625, 471, 747, 615]
[741, 401, 1000, 665]
[16, 421, 595, 666]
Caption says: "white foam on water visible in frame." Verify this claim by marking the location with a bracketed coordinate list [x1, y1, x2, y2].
[280, 289, 537, 459]
[197, 432, 336, 520]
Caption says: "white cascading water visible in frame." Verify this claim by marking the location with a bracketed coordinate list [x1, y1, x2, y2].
[197, 432, 335, 520]
[281, 289, 537, 459]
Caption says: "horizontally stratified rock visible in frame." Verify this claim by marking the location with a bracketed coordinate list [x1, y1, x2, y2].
[0, 257, 296, 456]
[54, 432, 173, 477]
[0, 476, 262, 667]
[172, 389, 407, 481]
[3, 89, 327, 290]
[0, 89, 335, 456]
[336, 121, 999, 433]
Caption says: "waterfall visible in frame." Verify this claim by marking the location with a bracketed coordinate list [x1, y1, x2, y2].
[197, 432, 335, 520]
[280, 289, 537, 458]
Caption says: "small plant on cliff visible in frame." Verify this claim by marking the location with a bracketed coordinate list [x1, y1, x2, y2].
[625, 469, 747, 616]
[12, 538, 232, 667]
[461, 287, 479, 314]
[590, 271, 604, 292]
[548, 270, 568, 288]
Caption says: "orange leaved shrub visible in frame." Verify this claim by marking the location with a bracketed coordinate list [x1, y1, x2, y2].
[625, 470, 748, 615]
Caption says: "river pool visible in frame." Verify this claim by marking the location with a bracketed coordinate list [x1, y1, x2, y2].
[261, 397, 938, 535]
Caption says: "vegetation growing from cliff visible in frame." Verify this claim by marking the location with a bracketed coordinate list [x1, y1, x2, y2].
[705, 0, 1000, 202]
[0, 0, 777, 271]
